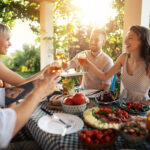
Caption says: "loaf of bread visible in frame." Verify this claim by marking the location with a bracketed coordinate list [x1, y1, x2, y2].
[49, 94, 71, 106]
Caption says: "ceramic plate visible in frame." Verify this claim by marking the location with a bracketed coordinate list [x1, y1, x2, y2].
[95, 98, 121, 105]
[38, 113, 84, 135]
[118, 101, 150, 115]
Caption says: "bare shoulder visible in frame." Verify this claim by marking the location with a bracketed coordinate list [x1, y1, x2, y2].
[116, 53, 128, 66]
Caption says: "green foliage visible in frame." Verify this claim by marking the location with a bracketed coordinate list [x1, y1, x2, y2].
[103, 0, 124, 61]
[15, 71, 36, 78]
[53, 0, 82, 57]
[2, 44, 40, 72]
[0, 0, 40, 32]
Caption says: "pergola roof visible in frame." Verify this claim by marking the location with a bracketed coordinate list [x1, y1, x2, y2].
[27, 0, 53, 3]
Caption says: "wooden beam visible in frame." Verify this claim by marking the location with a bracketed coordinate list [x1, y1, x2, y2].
[27, 0, 54, 3]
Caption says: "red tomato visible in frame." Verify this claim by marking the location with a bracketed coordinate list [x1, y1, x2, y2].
[93, 130, 99, 135]
[80, 133, 86, 140]
[64, 97, 73, 105]
[107, 129, 113, 134]
[86, 131, 93, 137]
[116, 108, 121, 113]
[94, 139, 99, 144]
[104, 136, 111, 142]
[72, 93, 85, 105]
[96, 133, 103, 140]
[85, 137, 92, 144]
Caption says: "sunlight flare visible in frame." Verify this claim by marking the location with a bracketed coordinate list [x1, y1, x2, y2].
[72, 0, 117, 27]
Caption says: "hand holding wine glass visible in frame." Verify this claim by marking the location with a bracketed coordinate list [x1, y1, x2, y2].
[77, 52, 87, 65]
[48, 60, 62, 73]
[77, 52, 87, 73]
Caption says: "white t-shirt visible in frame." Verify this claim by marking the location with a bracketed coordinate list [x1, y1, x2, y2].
[0, 108, 16, 148]
[71, 50, 114, 90]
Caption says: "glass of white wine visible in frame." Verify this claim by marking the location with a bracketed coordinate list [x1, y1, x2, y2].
[56, 49, 65, 60]
[48, 60, 62, 73]
[77, 52, 87, 73]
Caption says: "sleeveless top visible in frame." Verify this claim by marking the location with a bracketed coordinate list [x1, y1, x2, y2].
[120, 53, 150, 101]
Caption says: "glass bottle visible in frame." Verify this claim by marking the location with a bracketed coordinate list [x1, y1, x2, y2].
[146, 111, 150, 142]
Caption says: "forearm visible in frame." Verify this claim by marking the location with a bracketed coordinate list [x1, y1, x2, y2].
[0, 63, 25, 86]
[88, 62, 109, 80]
[100, 83, 110, 91]
[12, 91, 40, 136]
[68, 61, 77, 69]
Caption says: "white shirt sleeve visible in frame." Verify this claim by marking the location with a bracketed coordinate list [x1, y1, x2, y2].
[0, 108, 16, 148]
[0, 88, 5, 107]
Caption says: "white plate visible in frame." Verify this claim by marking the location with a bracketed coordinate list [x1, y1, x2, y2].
[61, 72, 83, 77]
[81, 89, 99, 98]
[38, 113, 84, 135]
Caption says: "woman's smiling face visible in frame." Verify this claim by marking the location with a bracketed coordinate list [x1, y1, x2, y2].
[0, 33, 11, 55]
[124, 30, 141, 53]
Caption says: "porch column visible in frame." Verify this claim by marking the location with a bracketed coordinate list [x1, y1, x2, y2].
[40, 0, 54, 69]
[123, 0, 150, 46]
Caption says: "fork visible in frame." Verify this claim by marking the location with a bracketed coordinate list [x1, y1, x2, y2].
[41, 108, 71, 128]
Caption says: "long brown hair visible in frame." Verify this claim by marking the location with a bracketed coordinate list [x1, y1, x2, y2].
[130, 25, 150, 74]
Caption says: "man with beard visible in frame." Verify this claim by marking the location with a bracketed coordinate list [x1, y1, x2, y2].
[62, 29, 113, 90]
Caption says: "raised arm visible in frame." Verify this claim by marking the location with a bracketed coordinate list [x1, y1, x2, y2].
[0, 62, 25, 86]
[0, 62, 51, 86]
[86, 53, 126, 81]
[17, 64, 51, 86]
[12, 72, 60, 136]
[62, 55, 79, 70]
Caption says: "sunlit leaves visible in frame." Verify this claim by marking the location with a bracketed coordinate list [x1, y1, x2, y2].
[0, 0, 40, 29]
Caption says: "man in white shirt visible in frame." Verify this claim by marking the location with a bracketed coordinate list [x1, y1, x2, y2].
[63, 29, 113, 90]
[0, 72, 60, 149]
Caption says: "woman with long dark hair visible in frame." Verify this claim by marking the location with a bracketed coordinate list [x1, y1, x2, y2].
[85, 25, 150, 104]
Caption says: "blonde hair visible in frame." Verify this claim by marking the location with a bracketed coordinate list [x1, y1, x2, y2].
[0, 23, 11, 36]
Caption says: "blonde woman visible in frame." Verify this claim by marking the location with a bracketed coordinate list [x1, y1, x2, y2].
[0, 23, 49, 86]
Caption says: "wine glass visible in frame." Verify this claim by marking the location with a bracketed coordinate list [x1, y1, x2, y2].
[56, 49, 65, 60]
[77, 52, 87, 73]
[48, 60, 62, 73]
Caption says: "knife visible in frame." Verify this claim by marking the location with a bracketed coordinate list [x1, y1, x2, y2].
[41, 108, 71, 128]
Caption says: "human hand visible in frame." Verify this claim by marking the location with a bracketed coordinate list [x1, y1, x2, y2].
[40, 64, 51, 75]
[33, 72, 61, 102]
[81, 57, 91, 67]
[62, 61, 69, 70]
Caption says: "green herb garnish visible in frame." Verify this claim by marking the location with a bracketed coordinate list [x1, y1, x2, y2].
[64, 79, 75, 91]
